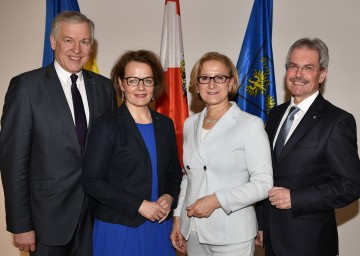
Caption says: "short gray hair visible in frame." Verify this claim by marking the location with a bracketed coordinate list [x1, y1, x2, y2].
[286, 38, 329, 69]
[51, 11, 95, 44]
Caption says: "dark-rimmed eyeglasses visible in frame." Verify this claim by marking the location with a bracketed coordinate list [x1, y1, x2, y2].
[197, 75, 231, 84]
[124, 77, 155, 87]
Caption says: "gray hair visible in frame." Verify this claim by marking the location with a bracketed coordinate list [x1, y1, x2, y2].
[286, 38, 329, 69]
[51, 11, 95, 43]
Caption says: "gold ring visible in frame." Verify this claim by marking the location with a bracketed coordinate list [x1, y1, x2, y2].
[19, 248, 24, 251]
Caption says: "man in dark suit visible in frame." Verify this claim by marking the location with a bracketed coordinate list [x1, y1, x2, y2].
[0, 11, 116, 255]
[257, 38, 360, 256]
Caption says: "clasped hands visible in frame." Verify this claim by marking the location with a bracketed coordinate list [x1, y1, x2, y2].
[138, 194, 173, 223]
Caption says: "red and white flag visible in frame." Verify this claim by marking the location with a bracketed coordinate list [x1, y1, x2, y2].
[156, 0, 189, 167]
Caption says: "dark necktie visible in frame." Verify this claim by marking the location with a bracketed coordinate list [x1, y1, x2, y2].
[273, 106, 300, 163]
[70, 74, 87, 155]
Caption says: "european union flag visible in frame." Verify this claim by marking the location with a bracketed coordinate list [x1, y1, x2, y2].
[42, 0, 80, 67]
[236, 0, 277, 123]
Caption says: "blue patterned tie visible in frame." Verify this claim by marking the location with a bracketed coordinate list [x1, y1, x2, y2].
[71, 74, 87, 155]
[274, 106, 300, 162]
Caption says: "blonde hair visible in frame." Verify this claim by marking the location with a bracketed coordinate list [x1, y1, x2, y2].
[189, 52, 239, 99]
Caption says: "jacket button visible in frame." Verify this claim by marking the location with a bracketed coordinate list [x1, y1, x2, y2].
[186, 165, 190, 170]
[203, 166, 207, 171]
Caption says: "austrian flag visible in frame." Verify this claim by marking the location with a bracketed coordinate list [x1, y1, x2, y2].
[155, 0, 189, 167]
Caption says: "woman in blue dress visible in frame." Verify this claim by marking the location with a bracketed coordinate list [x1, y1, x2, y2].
[82, 50, 182, 256]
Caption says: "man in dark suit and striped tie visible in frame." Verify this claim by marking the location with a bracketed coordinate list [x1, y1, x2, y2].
[257, 38, 360, 256]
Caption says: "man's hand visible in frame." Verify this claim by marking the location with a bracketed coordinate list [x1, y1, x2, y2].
[268, 187, 292, 209]
[14, 230, 36, 252]
[256, 231, 263, 247]
[186, 194, 220, 218]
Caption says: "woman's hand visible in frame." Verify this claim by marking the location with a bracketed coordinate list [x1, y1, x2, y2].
[157, 194, 174, 223]
[170, 216, 186, 253]
[186, 193, 220, 218]
[138, 200, 167, 222]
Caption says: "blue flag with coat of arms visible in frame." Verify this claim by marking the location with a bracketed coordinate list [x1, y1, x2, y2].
[236, 0, 277, 123]
[42, 0, 80, 67]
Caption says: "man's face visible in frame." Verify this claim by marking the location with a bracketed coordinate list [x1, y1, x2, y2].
[50, 21, 92, 73]
[285, 47, 327, 104]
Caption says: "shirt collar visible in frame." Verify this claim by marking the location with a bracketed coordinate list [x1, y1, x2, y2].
[290, 91, 319, 113]
[54, 60, 83, 84]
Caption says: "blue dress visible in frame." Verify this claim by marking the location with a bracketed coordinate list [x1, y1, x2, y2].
[93, 123, 175, 256]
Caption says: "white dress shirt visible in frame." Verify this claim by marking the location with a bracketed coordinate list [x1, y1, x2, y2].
[273, 91, 319, 148]
[54, 60, 90, 126]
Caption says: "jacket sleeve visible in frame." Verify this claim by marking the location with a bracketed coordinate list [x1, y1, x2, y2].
[82, 116, 144, 220]
[0, 76, 34, 233]
[163, 118, 182, 208]
[215, 117, 273, 214]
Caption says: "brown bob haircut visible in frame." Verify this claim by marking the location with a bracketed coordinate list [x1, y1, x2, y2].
[110, 49, 166, 99]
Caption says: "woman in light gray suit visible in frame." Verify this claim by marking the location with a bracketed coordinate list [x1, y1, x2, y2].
[170, 52, 273, 255]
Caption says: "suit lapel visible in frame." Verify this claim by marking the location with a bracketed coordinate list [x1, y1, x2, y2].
[120, 105, 160, 177]
[194, 109, 207, 163]
[196, 104, 237, 165]
[268, 103, 289, 145]
[44, 63, 81, 155]
[118, 104, 147, 146]
[151, 109, 164, 177]
[83, 70, 97, 127]
[278, 95, 324, 162]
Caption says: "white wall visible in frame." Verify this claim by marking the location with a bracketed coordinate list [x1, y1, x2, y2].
[0, 1, 359, 255]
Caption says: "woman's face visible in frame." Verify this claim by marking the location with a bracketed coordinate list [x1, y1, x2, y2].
[118, 61, 155, 108]
[198, 60, 234, 107]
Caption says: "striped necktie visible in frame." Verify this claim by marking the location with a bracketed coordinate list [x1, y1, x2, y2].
[273, 106, 300, 162]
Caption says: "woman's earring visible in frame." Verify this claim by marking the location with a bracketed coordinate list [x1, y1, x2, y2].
[121, 91, 125, 101]
[151, 95, 155, 101]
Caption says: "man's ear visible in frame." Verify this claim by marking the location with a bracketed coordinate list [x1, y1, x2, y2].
[319, 68, 328, 83]
[50, 35, 56, 50]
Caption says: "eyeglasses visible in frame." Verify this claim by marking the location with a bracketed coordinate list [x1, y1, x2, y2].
[124, 77, 155, 87]
[197, 75, 231, 84]
[286, 64, 320, 75]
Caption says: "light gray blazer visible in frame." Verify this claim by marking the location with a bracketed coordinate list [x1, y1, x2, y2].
[174, 102, 273, 245]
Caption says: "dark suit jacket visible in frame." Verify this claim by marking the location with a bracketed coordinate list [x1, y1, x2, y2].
[82, 104, 182, 227]
[262, 93, 360, 256]
[0, 63, 116, 245]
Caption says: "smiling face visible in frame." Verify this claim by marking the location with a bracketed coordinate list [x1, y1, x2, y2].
[286, 46, 327, 104]
[118, 61, 155, 109]
[50, 21, 92, 73]
[198, 60, 234, 108]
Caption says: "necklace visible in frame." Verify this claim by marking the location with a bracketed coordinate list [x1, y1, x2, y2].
[205, 103, 232, 123]
[205, 112, 220, 123]
[205, 117, 219, 123]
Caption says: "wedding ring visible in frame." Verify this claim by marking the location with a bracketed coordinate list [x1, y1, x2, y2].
[19, 248, 24, 251]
